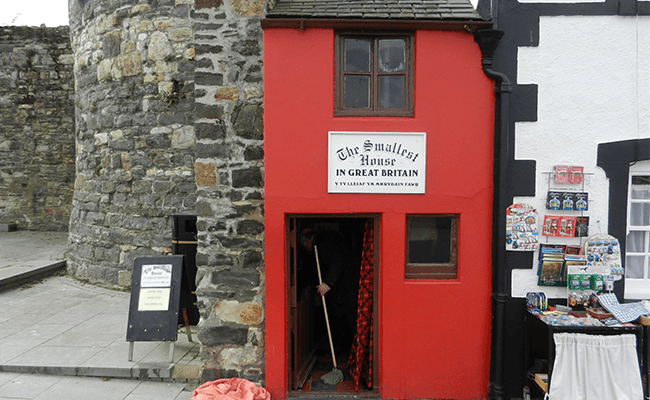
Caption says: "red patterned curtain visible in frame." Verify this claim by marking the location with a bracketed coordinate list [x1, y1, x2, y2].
[347, 220, 374, 389]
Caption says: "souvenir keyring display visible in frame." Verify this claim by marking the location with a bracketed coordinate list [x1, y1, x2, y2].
[584, 233, 623, 284]
[506, 203, 539, 251]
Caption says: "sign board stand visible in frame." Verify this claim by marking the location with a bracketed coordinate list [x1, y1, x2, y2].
[126, 255, 184, 363]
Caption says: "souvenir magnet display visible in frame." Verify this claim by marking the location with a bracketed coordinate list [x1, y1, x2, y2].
[575, 216, 589, 237]
[546, 191, 588, 211]
[543, 215, 579, 237]
[584, 233, 624, 281]
[570, 166, 584, 184]
[553, 165, 584, 184]
[574, 192, 588, 211]
[506, 203, 539, 251]
[547, 191, 562, 210]
[554, 166, 570, 184]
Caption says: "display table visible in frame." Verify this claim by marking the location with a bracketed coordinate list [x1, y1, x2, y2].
[524, 312, 645, 398]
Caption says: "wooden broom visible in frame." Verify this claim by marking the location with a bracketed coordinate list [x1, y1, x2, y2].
[314, 245, 344, 385]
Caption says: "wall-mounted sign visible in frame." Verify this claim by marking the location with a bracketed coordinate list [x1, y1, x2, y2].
[328, 131, 426, 194]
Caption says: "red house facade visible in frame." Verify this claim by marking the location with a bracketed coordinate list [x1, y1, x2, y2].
[262, 2, 495, 398]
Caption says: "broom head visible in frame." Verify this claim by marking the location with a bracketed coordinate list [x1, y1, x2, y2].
[321, 367, 344, 385]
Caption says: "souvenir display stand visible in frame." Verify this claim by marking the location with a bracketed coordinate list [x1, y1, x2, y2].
[522, 167, 648, 399]
[524, 310, 645, 398]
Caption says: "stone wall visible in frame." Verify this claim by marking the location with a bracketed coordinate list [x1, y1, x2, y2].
[191, 0, 265, 384]
[67, 0, 197, 285]
[67, 0, 266, 384]
[0, 26, 75, 231]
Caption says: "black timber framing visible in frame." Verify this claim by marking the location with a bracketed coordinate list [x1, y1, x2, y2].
[478, 0, 650, 397]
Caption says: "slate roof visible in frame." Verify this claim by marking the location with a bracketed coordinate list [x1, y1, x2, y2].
[266, 0, 484, 21]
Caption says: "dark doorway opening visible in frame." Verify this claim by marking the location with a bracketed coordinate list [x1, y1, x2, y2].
[287, 215, 378, 394]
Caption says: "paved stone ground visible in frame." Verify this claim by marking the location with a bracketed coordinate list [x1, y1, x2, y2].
[0, 231, 67, 285]
[0, 372, 192, 400]
[0, 231, 198, 400]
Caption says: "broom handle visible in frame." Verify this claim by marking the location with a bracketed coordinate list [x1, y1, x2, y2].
[314, 245, 338, 369]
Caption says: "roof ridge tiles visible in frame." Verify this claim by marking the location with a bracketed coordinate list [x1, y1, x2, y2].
[266, 0, 485, 21]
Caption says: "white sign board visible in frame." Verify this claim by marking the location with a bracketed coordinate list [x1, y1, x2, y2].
[138, 288, 171, 311]
[328, 131, 426, 194]
[140, 264, 173, 288]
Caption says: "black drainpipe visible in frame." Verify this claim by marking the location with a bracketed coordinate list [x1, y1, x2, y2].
[474, 29, 510, 400]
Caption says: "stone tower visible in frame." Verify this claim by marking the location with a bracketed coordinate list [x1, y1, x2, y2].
[68, 0, 265, 383]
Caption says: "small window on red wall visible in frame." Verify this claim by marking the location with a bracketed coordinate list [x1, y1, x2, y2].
[335, 32, 413, 117]
[405, 215, 458, 279]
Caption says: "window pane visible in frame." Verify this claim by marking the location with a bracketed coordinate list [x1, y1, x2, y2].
[344, 76, 370, 108]
[378, 76, 405, 109]
[345, 39, 370, 72]
[627, 231, 646, 252]
[626, 255, 646, 279]
[408, 217, 452, 264]
[631, 175, 650, 199]
[630, 203, 650, 226]
[378, 39, 405, 73]
[631, 183, 650, 200]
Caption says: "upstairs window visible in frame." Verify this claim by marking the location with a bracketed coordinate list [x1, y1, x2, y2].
[335, 33, 413, 117]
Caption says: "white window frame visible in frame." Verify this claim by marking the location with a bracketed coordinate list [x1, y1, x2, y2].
[625, 161, 650, 300]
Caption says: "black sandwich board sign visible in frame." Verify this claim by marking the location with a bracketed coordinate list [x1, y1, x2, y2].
[126, 255, 184, 362]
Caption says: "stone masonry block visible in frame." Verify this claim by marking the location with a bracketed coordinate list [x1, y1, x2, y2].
[195, 162, 218, 186]
[210, 269, 260, 288]
[115, 51, 142, 76]
[214, 87, 239, 101]
[241, 250, 263, 269]
[118, 269, 132, 287]
[218, 236, 262, 250]
[195, 72, 224, 86]
[232, 40, 261, 57]
[196, 142, 230, 158]
[197, 324, 248, 346]
[195, 44, 223, 56]
[230, 0, 265, 16]
[243, 145, 263, 161]
[233, 104, 263, 140]
[195, 122, 225, 140]
[195, 103, 224, 120]
[236, 219, 263, 235]
[232, 167, 263, 188]
[195, 0, 222, 9]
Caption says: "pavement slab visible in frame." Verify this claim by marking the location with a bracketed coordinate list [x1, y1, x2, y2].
[0, 231, 200, 400]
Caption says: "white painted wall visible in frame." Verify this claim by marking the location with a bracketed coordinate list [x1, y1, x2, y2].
[511, 15, 650, 298]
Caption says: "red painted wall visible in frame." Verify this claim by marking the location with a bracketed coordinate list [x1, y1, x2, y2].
[263, 27, 495, 399]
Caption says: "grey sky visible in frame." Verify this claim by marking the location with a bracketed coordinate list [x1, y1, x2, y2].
[0, 0, 481, 28]
[1, 0, 69, 27]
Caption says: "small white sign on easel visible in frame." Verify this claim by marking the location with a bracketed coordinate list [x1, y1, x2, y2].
[140, 264, 172, 288]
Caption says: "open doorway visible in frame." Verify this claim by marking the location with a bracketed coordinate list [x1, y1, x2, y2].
[287, 215, 378, 394]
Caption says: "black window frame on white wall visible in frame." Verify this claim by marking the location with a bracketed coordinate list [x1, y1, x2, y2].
[598, 138, 650, 301]
[624, 162, 650, 299]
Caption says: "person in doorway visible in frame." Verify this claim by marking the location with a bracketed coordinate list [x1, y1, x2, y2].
[300, 228, 359, 354]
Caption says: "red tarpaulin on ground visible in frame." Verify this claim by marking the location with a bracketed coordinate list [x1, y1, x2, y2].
[191, 377, 271, 400]
[347, 220, 374, 390]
